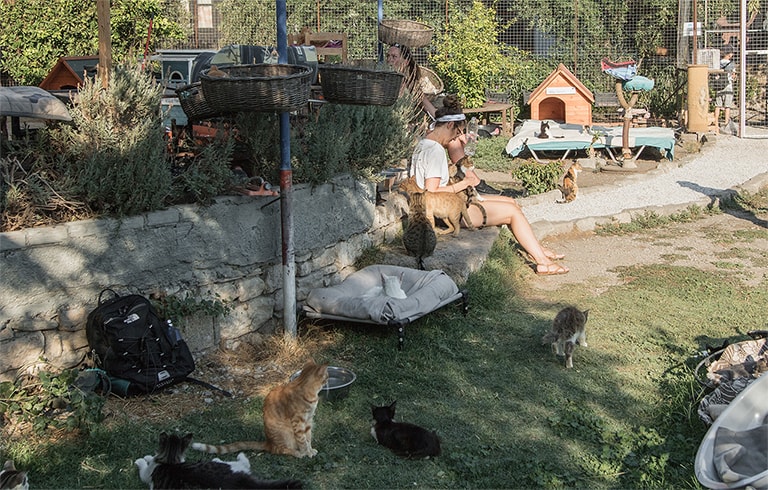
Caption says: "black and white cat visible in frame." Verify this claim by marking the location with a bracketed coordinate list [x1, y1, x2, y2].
[136, 432, 302, 489]
[0, 460, 28, 490]
[370, 401, 441, 458]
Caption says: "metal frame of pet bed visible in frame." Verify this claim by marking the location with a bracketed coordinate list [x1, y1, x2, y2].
[301, 289, 468, 350]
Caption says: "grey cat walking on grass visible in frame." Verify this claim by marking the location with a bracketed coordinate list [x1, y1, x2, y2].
[542, 306, 589, 368]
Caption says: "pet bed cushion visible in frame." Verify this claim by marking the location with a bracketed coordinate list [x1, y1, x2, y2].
[303, 265, 459, 324]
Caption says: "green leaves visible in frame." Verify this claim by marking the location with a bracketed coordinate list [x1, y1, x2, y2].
[512, 159, 562, 195]
[0, 368, 105, 435]
[432, 1, 507, 108]
[0, 0, 186, 86]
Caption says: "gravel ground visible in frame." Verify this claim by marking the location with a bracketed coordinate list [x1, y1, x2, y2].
[517, 132, 768, 228]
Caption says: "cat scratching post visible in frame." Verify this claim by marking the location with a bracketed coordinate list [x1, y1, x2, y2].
[615, 80, 640, 169]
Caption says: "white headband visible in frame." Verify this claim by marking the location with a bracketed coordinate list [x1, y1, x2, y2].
[435, 114, 466, 123]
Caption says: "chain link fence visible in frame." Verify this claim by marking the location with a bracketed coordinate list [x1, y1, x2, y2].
[157, 0, 766, 128]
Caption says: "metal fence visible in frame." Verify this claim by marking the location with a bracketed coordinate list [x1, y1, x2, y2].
[157, 0, 766, 128]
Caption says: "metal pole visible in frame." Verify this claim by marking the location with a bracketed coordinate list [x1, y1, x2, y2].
[739, 0, 746, 138]
[692, 0, 698, 64]
[276, 0, 297, 338]
[377, 0, 383, 62]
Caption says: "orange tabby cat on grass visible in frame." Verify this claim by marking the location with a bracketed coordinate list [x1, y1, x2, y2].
[192, 360, 329, 458]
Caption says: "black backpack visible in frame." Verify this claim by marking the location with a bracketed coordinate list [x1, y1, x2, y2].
[86, 289, 196, 396]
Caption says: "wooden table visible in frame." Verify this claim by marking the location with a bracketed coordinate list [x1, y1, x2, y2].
[463, 102, 514, 135]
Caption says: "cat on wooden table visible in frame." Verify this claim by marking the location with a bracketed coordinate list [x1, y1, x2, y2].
[399, 176, 474, 236]
[370, 401, 441, 458]
[542, 306, 589, 368]
[0, 460, 28, 490]
[135, 432, 301, 489]
[362, 272, 407, 299]
[193, 360, 328, 458]
[557, 162, 583, 204]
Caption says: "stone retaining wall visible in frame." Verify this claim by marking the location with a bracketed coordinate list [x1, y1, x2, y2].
[0, 175, 408, 381]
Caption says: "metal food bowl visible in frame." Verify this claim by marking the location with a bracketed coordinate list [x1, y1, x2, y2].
[290, 366, 356, 401]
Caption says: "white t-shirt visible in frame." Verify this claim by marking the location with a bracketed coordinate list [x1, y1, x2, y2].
[411, 138, 449, 190]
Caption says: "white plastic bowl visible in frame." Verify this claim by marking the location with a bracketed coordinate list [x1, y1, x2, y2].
[695, 373, 768, 489]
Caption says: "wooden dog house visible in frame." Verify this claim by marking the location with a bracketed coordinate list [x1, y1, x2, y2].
[527, 63, 594, 126]
[39, 56, 99, 91]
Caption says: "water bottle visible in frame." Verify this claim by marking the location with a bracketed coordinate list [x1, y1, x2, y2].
[464, 117, 479, 156]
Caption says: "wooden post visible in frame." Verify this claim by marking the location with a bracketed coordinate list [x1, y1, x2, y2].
[97, 0, 112, 89]
[614, 80, 639, 168]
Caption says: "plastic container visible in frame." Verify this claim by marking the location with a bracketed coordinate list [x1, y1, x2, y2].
[694, 372, 768, 489]
[464, 116, 479, 156]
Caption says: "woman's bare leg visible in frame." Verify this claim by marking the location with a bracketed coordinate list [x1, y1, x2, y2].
[466, 200, 568, 273]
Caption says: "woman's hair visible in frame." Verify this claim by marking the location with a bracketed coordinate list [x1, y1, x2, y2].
[434, 94, 464, 123]
[392, 44, 423, 95]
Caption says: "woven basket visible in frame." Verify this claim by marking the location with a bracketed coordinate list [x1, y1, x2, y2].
[200, 64, 312, 113]
[319, 65, 404, 106]
[419, 66, 444, 99]
[378, 19, 434, 48]
[175, 83, 222, 121]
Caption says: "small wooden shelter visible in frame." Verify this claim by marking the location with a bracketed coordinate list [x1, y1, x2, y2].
[39, 56, 99, 91]
[527, 63, 594, 126]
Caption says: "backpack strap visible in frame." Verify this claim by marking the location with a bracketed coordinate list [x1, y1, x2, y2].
[97, 288, 119, 305]
[182, 376, 233, 397]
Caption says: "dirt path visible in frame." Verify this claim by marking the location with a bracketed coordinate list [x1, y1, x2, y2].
[534, 210, 768, 294]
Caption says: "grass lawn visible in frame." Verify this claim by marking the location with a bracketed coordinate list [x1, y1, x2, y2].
[4, 216, 767, 489]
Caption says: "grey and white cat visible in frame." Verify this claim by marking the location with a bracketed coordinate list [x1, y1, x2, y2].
[541, 306, 589, 369]
[362, 272, 407, 299]
[0, 460, 28, 490]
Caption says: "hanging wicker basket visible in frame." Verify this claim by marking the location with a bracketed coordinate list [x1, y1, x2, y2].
[200, 64, 312, 113]
[378, 19, 434, 48]
[175, 82, 223, 122]
[319, 64, 404, 106]
[419, 66, 444, 99]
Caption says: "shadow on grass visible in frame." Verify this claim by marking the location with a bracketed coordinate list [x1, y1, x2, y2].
[12, 233, 768, 488]
[677, 180, 768, 228]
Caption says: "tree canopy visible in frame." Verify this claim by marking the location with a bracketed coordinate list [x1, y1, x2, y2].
[0, 0, 187, 85]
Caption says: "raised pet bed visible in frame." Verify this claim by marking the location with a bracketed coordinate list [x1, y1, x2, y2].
[200, 64, 312, 113]
[319, 64, 404, 106]
[378, 19, 434, 48]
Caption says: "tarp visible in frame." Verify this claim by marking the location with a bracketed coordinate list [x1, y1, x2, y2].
[504, 119, 675, 161]
[0, 86, 72, 121]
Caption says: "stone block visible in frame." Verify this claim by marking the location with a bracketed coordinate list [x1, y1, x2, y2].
[27, 224, 69, 246]
[0, 230, 26, 251]
[57, 306, 89, 331]
[236, 276, 267, 302]
[178, 316, 217, 354]
[147, 208, 181, 226]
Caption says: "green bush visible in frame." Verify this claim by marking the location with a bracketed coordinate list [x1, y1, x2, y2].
[170, 136, 235, 205]
[234, 98, 416, 186]
[50, 64, 172, 217]
[0, 0, 186, 86]
[431, 1, 508, 108]
[0, 368, 105, 434]
[513, 159, 562, 195]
